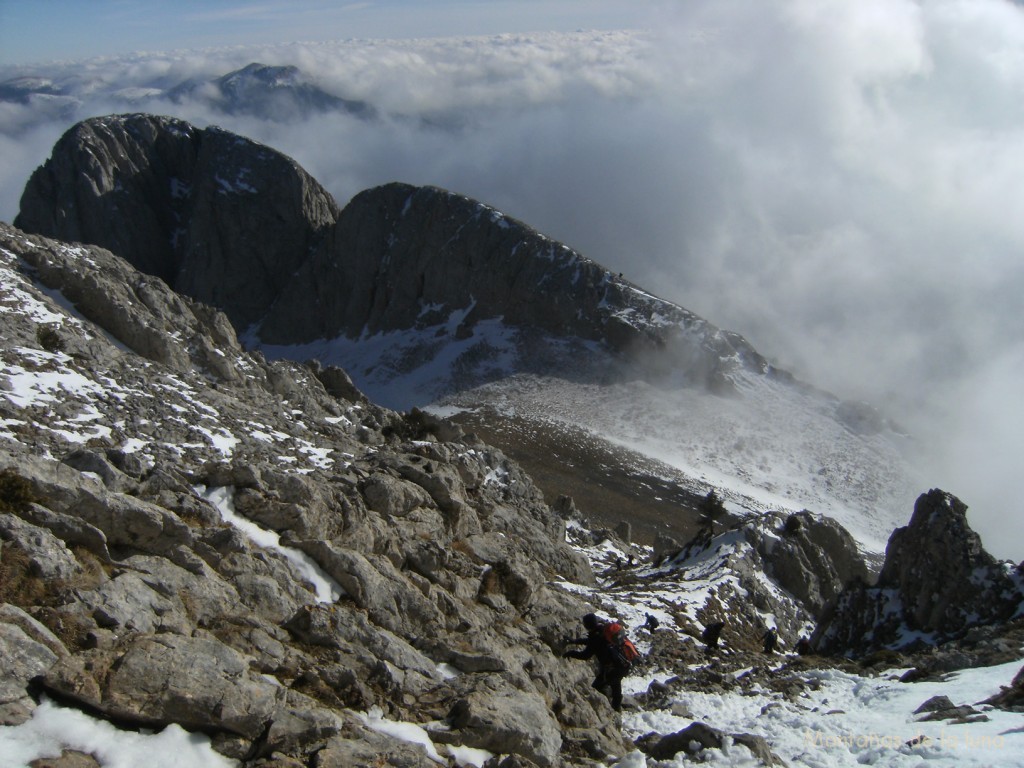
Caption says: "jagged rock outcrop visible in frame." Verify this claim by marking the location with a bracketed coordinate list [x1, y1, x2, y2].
[813, 489, 1024, 655]
[16, 114, 772, 396]
[15, 114, 339, 331]
[581, 509, 870, 659]
[0, 222, 629, 764]
[752, 510, 871, 616]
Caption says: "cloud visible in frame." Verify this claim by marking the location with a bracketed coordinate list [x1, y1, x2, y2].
[2, 2, 1024, 558]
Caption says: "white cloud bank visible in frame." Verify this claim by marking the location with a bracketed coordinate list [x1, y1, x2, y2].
[1, 0, 1022, 558]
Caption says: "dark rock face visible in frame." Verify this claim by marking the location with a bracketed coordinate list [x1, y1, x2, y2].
[751, 510, 871, 618]
[15, 114, 339, 331]
[813, 489, 1024, 655]
[16, 114, 773, 396]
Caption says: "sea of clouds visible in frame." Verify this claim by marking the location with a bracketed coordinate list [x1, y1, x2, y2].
[1, 0, 1022, 557]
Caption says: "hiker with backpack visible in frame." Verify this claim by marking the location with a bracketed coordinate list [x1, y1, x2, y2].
[563, 613, 638, 711]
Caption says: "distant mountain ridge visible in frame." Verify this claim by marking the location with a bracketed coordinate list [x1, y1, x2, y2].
[167, 62, 374, 121]
[0, 63, 372, 124]
[14, 113, 920, 552]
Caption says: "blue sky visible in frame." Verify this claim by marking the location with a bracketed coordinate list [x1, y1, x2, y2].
[0, 0, 654, 66]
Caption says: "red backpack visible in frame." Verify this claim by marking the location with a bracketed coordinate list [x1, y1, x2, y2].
[602, 621, 641, 670]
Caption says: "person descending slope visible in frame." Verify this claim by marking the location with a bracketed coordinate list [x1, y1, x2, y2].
[563, 613, 639, 711]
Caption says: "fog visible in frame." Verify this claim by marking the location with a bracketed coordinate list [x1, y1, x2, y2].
[2, 1, 1022, 558]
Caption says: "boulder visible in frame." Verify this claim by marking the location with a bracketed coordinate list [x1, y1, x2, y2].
[0, 606, 67, 724]
[447, 675, 562, 767]
[41, 634, 282, 738]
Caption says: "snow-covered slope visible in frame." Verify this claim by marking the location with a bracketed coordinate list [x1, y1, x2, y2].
[2, 221, 1021, 768]
[263, 311, 919, 556]
[561, 522, 1024, 768]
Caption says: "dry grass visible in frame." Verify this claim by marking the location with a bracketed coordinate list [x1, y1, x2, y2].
[0, 540, 50, 606]
[0, 467, 40, 515]
[449, 408, 705, 545]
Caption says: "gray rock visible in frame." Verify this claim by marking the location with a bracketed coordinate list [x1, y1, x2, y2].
[447, 675, 563, 767]
[0, 616, 63, 724]
[78, 571, 191, 635]
[0, 513, 83, 581]
[362, 474, 435, 517]
[301, 542, 442, 635]
[16, 114, 339, 333]
[814, 489, 1024, 654]
[42, 634, 281, 738]
[641, 721, 724, 759]
[313, 728, 441, 768]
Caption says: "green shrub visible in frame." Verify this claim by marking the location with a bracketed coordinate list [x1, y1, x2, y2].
[0, 467, 39, 514]
[37, 324, 66, 353]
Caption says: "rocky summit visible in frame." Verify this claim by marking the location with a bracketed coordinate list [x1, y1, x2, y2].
[3, 115, 1024, 767]
[16, 114, 771, 395]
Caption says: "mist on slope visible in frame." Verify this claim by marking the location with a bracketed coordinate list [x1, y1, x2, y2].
[1, 1, 1021, 559]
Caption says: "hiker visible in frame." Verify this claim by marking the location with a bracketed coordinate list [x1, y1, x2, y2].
[564, 613, 630, 711]
[643, 613, 659, 632]
[701, 620, 725, 655]
[795, 636, 812, 656]
[762, 627, 778, 654]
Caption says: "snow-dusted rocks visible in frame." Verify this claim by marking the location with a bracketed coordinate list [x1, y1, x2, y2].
[0, 223, 638, 764]
[814, 489, 1024, 655]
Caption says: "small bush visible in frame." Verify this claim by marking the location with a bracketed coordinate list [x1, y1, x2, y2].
[0, 540, 49, 606]
[698, 490, 727, 534]
[36, 324, 66, 354]
[0, 467, 40, 514]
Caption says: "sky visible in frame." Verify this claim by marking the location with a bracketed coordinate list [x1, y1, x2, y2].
[0, 0, 657, 65]
[1, 0, 1023, 558]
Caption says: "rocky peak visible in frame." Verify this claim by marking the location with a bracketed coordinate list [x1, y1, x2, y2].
[16, 115, 777, 402]
[813, 489, 1024, 655]
[15, 113, 340, 331]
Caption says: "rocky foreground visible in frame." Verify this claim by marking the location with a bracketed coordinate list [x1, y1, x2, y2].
[2, 219, 1024, 766]
[0, 221, 620, 766]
